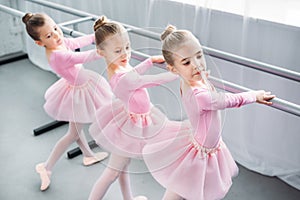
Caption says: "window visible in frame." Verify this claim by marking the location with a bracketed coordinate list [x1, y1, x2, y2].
[171, 0, 300, 27]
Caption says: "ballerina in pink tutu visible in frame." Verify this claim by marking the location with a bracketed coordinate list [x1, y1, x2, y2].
[143, 25, 276, 200]
[88, 16, 180, 200]
[22, 13, 112, 191]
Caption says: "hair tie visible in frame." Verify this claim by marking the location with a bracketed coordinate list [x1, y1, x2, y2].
[94, 16, 108, 32]
[22, 13, 34, 24]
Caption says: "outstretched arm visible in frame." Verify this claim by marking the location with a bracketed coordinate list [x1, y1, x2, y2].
[134, 58, 153, 74]
[52, 49, 101, 67]
[64, 34, 95, 50]
[134, 56, 165, 74]
[195, 89, 274, 111]
[124, 71, 178, 90]
[127, 55, 176, 89]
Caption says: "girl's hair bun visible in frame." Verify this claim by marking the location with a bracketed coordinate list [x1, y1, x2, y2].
[22, 13, 34, 24]
[94, 15, 108, 32]
[161, 25, 176, 41]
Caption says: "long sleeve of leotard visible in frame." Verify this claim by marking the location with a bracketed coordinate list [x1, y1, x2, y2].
[194, 88, 257, 111]
[134, 58, 154, 74]
[123, 58, 178, 90]
[63, 34, 95, 50]
[124, 70, 178, 91]
[51, 49, 101, 70]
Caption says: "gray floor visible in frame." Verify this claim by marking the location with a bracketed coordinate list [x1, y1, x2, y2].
[0, 58, 300, 200]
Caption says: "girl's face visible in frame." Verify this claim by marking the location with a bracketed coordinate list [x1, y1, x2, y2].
[35, 17, 64, 50]
[99, 32, 131, 67]
[169, 35, 207, 86]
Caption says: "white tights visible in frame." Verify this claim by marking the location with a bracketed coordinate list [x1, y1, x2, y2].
[45, 122, 94, 171]
[88, 154, 133, 200]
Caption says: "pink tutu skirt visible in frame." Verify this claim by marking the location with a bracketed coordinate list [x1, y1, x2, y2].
[89, 99, 182, 159]
[44, 70, 112, 123]
[143, 121, 238, 200]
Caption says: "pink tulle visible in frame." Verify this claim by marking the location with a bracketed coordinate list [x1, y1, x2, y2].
[142, 85, 256, 200]
[143, 125, 239, 200]
[89, 99, 182, 159]
[44, 70, 112, 123]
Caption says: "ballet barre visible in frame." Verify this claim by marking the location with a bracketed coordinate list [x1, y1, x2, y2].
[24, 0, 300, 83]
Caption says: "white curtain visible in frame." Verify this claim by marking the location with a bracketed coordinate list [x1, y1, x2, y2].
[22, 0, 300, 190]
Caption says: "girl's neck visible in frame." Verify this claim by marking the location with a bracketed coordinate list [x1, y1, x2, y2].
[189, 79, 205, 88]
[182, 79, 211, 92]
[107, 63, 132, 80]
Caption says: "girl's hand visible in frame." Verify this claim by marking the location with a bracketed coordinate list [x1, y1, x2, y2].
[151, 55, 165, 64]
[203, 70, 210, 78]
[255, 90, 276, 105]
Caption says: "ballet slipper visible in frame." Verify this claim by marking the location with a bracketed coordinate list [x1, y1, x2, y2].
[35, 163, 51, 191]
[83, 152, 109, 166]
[133, 196, 148, 200]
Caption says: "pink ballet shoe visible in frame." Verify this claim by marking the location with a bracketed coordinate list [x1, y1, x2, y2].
[35, 163, 51, 191]
[133, 196, 148, 200]
[83, 152, 109, 166]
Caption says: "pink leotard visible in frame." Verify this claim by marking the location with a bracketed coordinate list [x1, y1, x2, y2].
[44, 34, 112, 123]
[143, 85, 257, 200]
[89, 58, 179, 159]
[111, 59, 178, 114]
[186, 87, 256, 148]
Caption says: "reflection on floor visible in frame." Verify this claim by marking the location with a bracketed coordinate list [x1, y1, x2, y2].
[0, 58, 299, 200]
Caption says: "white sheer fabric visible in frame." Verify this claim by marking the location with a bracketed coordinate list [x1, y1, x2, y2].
[22, 0, 300, 190]
[26, 36, 51, 71]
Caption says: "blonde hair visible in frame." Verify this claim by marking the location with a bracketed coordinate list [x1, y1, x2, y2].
[161, 25, 191, 65]
[94, 15, 126, 49]
[22, 13, 48, 41]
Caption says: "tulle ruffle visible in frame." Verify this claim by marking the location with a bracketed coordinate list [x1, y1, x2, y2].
[143, 124, 238, 200]
[89, 99, 182, 159]
[44, 70, 112, 123]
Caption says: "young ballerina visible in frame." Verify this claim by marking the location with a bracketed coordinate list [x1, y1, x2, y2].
[88, 16, 180, 200]
[143, 25, 276, 200]
[22, 13, 112, 191]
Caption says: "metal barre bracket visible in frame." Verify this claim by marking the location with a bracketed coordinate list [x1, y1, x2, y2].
[33, 121, 68, 136]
